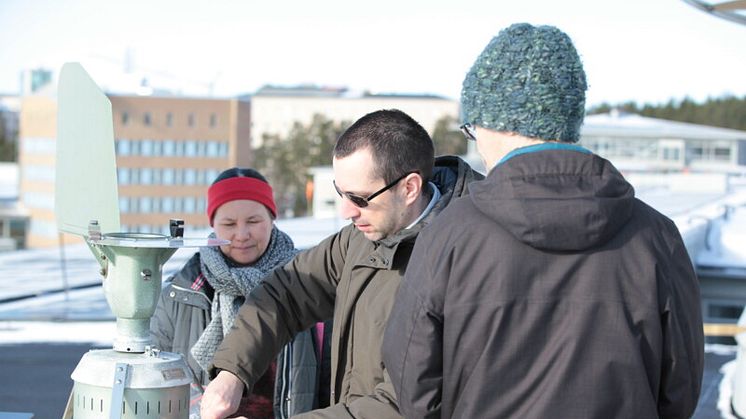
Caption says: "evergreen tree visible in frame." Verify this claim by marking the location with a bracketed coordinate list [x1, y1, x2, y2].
[0, 115, 17, 162]
[587, 95, 746, 131]
[431, 115, 467, 156]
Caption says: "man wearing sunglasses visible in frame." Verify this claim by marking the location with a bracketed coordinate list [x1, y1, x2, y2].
[201, 109, 482, 419]
[384, 24, 703, 419]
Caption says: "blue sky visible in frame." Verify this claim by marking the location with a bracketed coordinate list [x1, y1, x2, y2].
[0, 0, 744, 107]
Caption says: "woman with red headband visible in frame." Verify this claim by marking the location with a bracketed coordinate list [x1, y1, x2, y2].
[151, 167, 329, 418]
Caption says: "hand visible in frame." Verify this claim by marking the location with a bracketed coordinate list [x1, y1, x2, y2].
[200, 370, 245, 419]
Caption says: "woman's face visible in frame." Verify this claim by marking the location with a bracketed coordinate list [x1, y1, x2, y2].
[212, 199, 273, 265]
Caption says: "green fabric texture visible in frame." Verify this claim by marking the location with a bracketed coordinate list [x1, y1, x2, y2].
[460, 23, 587, 143]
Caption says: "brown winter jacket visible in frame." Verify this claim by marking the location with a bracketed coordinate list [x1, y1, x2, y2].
[209, 156, 482, 418]
[383, 146, 704, 419]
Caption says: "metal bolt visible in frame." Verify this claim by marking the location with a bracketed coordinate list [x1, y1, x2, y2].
[141, 269, 152, 281]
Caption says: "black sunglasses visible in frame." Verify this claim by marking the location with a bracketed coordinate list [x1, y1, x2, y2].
[460, 123, 477, 141]
[333, 171, 418, 208]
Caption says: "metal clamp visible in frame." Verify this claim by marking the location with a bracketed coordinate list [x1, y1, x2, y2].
[169, 219, 185, 238]
[110, 362, 130, 419]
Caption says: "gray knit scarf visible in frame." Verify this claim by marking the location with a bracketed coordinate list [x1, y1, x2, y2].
[191, 226, 298, 372]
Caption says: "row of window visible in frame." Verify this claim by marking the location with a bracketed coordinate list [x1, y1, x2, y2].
[582, 137, 733, 163]
[689, 140, 733, 161]
[115, 139, 229, 158]
[121, 111, 218, 129]
[24, 165, 224, 187]
[21, 137, 230, 160]
[119, 196, 207, 215]
[117, 168, 222, 186]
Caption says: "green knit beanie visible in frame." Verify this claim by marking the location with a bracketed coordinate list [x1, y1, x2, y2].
[460, 23, 587, 143]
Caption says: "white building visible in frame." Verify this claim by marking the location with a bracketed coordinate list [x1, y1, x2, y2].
[248, 85, 458, 148]
[580, 111, 746, 172]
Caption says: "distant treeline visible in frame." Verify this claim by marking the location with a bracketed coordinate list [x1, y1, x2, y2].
[588, 95, 746, 131]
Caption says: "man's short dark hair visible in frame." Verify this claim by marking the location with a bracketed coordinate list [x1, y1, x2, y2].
[333, 109, 434, 183]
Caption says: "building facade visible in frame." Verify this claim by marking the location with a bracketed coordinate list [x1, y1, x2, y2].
[19, 94, 251, 248]
[248, 86, 458, 148]
[580, 111, 746, 172]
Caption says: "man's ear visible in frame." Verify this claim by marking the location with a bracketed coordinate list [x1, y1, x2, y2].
[403, 173, 424, 205]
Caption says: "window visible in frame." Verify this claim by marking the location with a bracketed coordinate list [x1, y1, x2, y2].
[151, 141, 162, 156]
[122, 112, 129, 125]
[184, 197, 196, 213]
[185, 141, 197, 157]
[166, 112, 173, 127]
[140, 197, 152, 213]
[162, 168, 175, 185]
[162, 197, 174, 212]
[205, 168, 219, 184]
[184, 169, 196, 185]
[141, 168, 153, 185]
[662, 148, 680, 161]
[117, 168, 130, 185]
[141, 140, 153, 156]
[23, 192, 55, 210]
[219, 142, 229, 157]
[116, 139, 131, 156]
[22, 137, 56, 154]
[23, 165, 55, 182]
[210, 113, 217, 128]
[197, 141, 207, 157]
[162, 140, 175, 156]
[130, 168, 140, 185]
[129, 140, 141, 156]
[143, 112, 152, 126]
[188, 113, 195, 127]
[174, 141, 185, 156]
[152, 168, 162, 185]
[30, 219, 58, 238]
[708, 303, 744, 320]
[197, 197, 206, 214]
[206, 141, 219, 157]
[119, 197, 130, 213]
[714, 147, 731, 160]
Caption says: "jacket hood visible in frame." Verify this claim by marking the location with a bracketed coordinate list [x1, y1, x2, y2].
[469, 149, 634, 251]
[379, 155, 484, 248]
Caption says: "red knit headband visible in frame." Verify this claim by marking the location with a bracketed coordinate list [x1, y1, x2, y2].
[207, 177, 277, 225]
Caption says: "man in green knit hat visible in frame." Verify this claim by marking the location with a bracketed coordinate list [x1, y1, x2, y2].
[383, 23, 703, 418]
